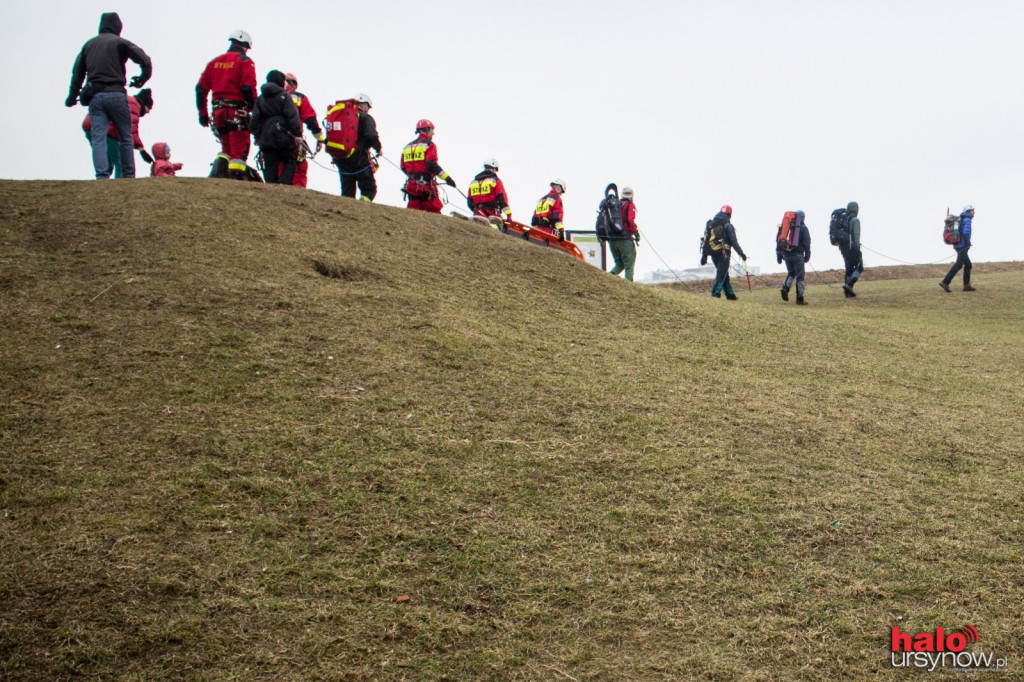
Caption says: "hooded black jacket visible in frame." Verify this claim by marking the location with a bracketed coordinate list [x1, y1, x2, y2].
[249, 82, 302, 149]
[67, 13, 152, 101]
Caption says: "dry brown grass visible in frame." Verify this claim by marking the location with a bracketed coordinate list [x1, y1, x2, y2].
[1, 179, 1022, 680]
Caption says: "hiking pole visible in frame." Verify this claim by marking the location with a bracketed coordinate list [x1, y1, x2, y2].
[743, 260, 753, 291]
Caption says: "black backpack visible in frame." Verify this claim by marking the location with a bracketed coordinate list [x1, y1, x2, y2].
[702, 216, 727, 255]
[260, 115, 296, 153]
[829, 208, 851, 246]
[595, 183, 626, 239]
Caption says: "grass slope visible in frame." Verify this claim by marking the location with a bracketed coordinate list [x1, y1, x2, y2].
[1, 179, 1022, 680]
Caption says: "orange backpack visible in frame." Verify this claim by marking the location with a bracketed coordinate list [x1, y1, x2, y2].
[777, 211, 801, 249]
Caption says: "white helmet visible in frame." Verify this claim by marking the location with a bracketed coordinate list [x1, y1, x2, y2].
[483, 158, 499, 171]
[551, 178, 567, 193]
[229, 30, 252, 48]
[621, 186, 634, 198]
[963, 204, 975, 212]
[354, 93, 373, 107]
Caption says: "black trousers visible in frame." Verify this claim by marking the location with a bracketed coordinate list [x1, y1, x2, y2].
[838, 242, 863, 287]
[338, 154, 377, 200]
[262, 148, 296, 185]
[943, 247, 972, 285]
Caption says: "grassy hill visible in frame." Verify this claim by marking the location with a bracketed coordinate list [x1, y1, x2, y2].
[2, 179, 1022, 680]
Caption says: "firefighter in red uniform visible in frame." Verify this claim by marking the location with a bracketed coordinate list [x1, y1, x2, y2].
[532, 179, 567, 238]
[400, 119, 455, 213]
[195, 30, 257, 179]
[281, 73, 324, 188]
[467, 159, 512, 223]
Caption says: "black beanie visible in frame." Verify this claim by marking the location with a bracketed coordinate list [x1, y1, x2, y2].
[266, 70, 286, 87]
[135, 88, 153, 111]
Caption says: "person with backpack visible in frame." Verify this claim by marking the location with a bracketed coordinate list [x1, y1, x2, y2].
[700, 205, 747, 300]
[65, 12, 152, 180]
[532, 180, 567, 239]
[401, 119, 455, 213]
[281, 74, 325, 189]
[940, 205, 976, 292]
[606, 186, 640, 281]
[776, 210, 811, 305]
[832, 201, 863, 298]
[467, 159, 512, 222]
[336, 94, 381, 201]
[196, 31, 257, 180]
[248, 70, 302, 184]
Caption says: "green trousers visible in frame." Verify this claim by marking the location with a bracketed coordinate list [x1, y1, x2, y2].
[609, 239, 637, 281]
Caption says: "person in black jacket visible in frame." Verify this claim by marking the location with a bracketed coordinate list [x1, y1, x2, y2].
[776, 210, 812, 305]
[701, 205, 747, 300]
[337, 94, 382, 201]
[65, 12, 152, 179]
[249, 71, 302, 184]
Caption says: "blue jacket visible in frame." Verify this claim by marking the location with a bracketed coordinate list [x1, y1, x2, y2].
[957, 211, 972, 250]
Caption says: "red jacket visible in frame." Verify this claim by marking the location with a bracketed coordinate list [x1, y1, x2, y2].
[401, 134, 448, 181]
[532, 190, 564, 229]
[150, 142, 182, 177]
[621, 199, 638, 235]
[81, 95, 144, 149]
[196, 48, 257, 114]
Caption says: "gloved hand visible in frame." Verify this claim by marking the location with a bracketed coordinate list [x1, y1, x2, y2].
[555, 228, 565, 241]
[742, 254, 748, 262]
[129, 76, 145, 88]
[804, 255, 810, 263]
[65, 94, 78, 108]
[314, 139, 324, 154]
[198, 113, 210, 128]
[445, 176, 456, 188]
[633, 234, 641, 245]
[700, 256, 707, 266]
[777, 254, 782, 264]
[139, 149, 154, 164]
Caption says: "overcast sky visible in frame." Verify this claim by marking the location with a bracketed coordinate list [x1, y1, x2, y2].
[4, 0, 1022, 277]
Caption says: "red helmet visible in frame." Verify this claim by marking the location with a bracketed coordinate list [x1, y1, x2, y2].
[416, 118, 434, 132]
[284, 73, 298, 90]
[720, 204, 732, 216]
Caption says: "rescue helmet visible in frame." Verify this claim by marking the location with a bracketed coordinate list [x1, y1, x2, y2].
[483, 158, 499, 171]
[229, 30, 252, 48]
[551, 178, 567, 193]
[284, 73, 298, 89]
[621, 186, 634, 198]
[963, 204, 975, 212]
[416, 118, 434, 132]
[355, 93, 373, 108]
[720, 204, 732, 216]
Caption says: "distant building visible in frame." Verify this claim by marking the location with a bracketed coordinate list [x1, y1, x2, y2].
[638, 264, 760, 284]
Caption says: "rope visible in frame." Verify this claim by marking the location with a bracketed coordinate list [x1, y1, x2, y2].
[636, 228, 699, 293]
[860, 244, 955, 266]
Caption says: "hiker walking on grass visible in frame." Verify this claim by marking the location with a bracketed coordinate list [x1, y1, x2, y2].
[401, 119, 454, 213]
[66, 12, 152, 180]
[776, 210, 811, 305]
[608, 186, 640, 281]
[701, 205, 747, 300]
[838, 201, 863, 297]
[248, 70, 302, 185]
[940, 205, 976, 292]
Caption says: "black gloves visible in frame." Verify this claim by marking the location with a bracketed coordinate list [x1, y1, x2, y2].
[139, 149, 154, 164]
[445, 176, 456, 188]
[129, 76, 145, 88]
[65, 94, 78, 108]
[777, 254, 783, 264]
[198, 113, 210, 128]
[633, 234, 641, 245]
[700, 256, 707, 266]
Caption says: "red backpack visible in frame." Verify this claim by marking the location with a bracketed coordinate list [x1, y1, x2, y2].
[777, 211, 800, 249]
[323, 99, 360, 160]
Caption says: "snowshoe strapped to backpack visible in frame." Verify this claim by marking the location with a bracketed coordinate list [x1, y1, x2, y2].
[595, 183, 626, 239]
[829, 208, 851, 247]
[943, 213, 962, 245]
[777, 211, 802, 250]
[324, 99, 360, 161]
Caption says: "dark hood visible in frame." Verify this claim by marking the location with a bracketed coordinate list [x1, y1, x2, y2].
[266, 70, 286, 87]
[98, 12, 122, 35]
[847, 201, 859, 216]
[260, 82, 286, 98]
[713, 211, 731, 223]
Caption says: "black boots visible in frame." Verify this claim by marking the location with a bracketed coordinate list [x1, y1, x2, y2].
[796, 296, 807, 305]
[939, 281, 951, 292]
[781, 287, 790, 301]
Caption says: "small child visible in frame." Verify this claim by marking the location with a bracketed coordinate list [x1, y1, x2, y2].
[150, 142, 183, 177]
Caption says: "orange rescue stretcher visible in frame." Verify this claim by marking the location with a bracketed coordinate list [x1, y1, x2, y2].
[497, 219, 585, 261]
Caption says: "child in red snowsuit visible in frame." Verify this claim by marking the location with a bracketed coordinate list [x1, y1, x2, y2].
[150, 142, 182, 177]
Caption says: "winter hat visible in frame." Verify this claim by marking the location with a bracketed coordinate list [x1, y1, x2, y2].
[135, 88, 153, 111]
[847, 201, 859, 215]
[152, 142, 170, 161]
[621, 186, 634, 199]
[266, 70, 286, 87]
